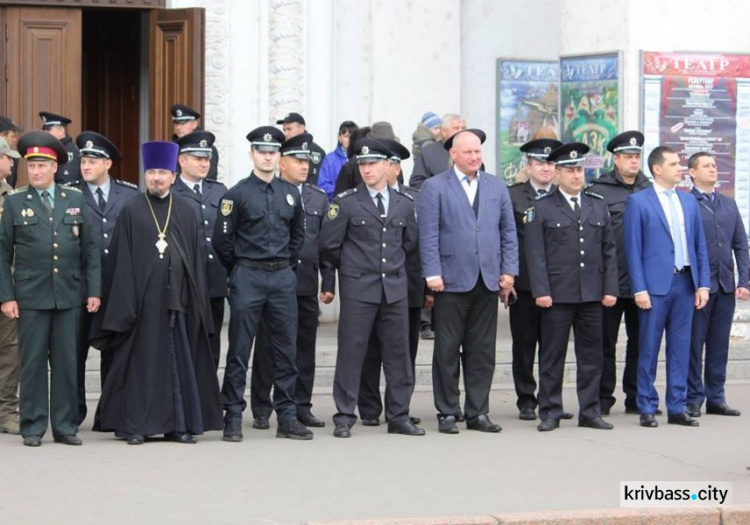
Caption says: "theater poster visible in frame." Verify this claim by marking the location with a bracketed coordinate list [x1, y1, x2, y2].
[496, 59, 559, 184]
[560, 53, 620, 181]
[641, 51, 750, 205]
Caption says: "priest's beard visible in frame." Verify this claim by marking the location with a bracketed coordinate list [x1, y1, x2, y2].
[147, 187, 168, 197]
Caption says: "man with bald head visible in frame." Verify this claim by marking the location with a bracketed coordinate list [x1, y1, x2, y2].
[418, 129, 518, 434]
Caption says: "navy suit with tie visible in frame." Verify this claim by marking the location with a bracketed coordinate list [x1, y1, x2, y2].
[624, 185, 710, 416]
[688, 188, 749, 409]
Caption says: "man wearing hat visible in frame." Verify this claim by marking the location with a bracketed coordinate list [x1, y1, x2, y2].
[214, 126, 311, 441]
[320, 138, 424, 438]
[68, 131, 139, 426]
[250, 132, 329, 429]
[624, 146, 710, 428]
[589, 131, 653, 416]
[410, 113, 466, 190]
[357, 138, 426, 426]
[171, 131, 227, 369]
[94, 141, 222, 445]
[411, 112, 442, 159]
[0, 116, 22, 187]
[39, 111, 80, 185]
[276, 113, 326, 186]
[0, 131, 101, 446]
[0, 137, 21, 434]
[506, 138, 573, 422]
[418, 128, 517, 434]
[171, 104, 220, 181]
[525, 142, 618, 432]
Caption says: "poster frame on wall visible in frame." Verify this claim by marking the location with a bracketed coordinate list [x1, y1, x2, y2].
[559, 51, 623, 181]
[495, 57, 560, 184]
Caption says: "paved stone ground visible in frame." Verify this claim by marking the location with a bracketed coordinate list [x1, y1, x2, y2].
[1, 384, 749, 525]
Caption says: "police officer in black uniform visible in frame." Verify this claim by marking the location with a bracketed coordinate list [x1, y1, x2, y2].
[506, 138, 572, 422]
[171, 104, 220, 181]
[250, 133, 328, 429]
[69, 131, 139, 426]
[525, 142, 618, 432]
[172, 130, 228, 369]
[357, 138, 425, 426]
[213, 126, 311, 441]
[589, 131, 653, 415]
[276, 113, 326, 186]
[39, 111, 80, 185]
[320, 138, 424, 438]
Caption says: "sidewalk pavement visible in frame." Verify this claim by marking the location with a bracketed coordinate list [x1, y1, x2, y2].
[1, 383, 748, 525]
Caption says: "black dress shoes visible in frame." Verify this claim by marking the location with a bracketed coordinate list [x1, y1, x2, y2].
[628, 407, 663, 415]
[360, 418, 380, 427]
[54, 434, 83, 446]
[420, 327, 435, 340]
[222, 420, 243, 442]
[456, 409, 465, 422]
[600, 406, 611, 416]
[640, 414, 658, 428]
[387, 420, 426, 436]
[23, 435, 42, 447]
[333, 423, 351, 438]
[687, 404, 702, 418]
[277, 420, 314, 440]
[537, 418, 559, 432]
[706, 403, 741, 416]
[409, 416, 421, 425]
[127, 434, 146, 445]
[519, 407, 536, 421]
[166, 432, 197, 444]
[438, 415, 459, 434]
[560, 412, 574, 420]
[667, 412, 699, 426]
[252, 415, 270, 430]
[466, 414, 502, 433]
[297, 413, 325, 427]
[578, 417, 613, 430]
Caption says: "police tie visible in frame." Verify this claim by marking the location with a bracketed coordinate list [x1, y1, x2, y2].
[193, 183, 202, 198]
[376, 193, 386, 218]
[96, 187, 106, 212]
[571, 196, 581, 221]
[537, 188, 547, 197]
[41, 190, 53, 215]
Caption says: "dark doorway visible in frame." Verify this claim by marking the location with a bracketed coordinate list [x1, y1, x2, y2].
[82, 9, 142, 186]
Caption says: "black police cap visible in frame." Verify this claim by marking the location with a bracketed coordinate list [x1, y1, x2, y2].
[17, 130, 69, 165]
[380, 139, 410, 162]
[39, 111, 71, 128]
[246, 126, 285, 152]
[520, 138, 563, 160]
[352, 138, 393, 163]
[280, 133, 314, 159]
[0, 116, 23, 133]
[443, 128, 487, 151]
[606, 130, 644, 154]
[176, 130, 215, 158]
[547, 142, 590, 167]
[170, 104, 201, 122]
[76, 131, 122, 161]
[275, 112, 306, 126]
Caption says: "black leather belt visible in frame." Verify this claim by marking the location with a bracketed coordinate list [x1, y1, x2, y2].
[674, 265, 691, 275]
[238, 259, 290, 271]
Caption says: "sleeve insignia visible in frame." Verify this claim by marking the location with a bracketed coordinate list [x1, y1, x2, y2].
[327, 203, 340, 220]
[220, 199, 234, 216]
[523, 207, 535, 223]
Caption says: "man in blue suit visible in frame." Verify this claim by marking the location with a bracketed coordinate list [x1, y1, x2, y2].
[686, 151, 749, 418]
[418, 128, 518, 434]
[624, 146, 710, 428]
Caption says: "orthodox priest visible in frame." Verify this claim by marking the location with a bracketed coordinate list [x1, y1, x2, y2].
[94, 141, 222, 445]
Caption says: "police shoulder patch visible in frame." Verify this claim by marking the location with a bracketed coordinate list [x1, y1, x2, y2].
[584, 190, 604, 200]
[64, 185, 82, 193]
[221, 199, 234, 216]
[336, 188, 356, 199]
[306, 183, 326, 195]
[534, 191, 553, 201]
[327, 203, 340, 220]
[11, 186, 28, 195]
[523, 206, 535, 223]
[115, 179, 139, 190]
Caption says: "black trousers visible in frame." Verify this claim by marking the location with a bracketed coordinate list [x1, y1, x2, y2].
[600, 297, 639, 411]
[250, 295, 319, 418]
[332, 296, 413, 427]
[509, 290, 541, 410]
[221, 266, 299, 423]
[432, 279, 497, 419]
[538, 302, 603, 421]
[357, 306, 420, 419]
[75, 311, 113, 426]
[209, 297, 226, 371]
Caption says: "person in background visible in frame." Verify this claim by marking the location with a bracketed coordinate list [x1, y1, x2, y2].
[411, 112, 442, 159]
[317, 120, 358, 202]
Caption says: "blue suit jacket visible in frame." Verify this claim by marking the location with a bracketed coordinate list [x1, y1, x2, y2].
[418, 168, 518, 293]
[624, 185, 710, 296]
[691, 188, 750, 294]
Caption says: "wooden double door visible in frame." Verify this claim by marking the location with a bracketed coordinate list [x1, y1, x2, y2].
[0, 3, 205, 186]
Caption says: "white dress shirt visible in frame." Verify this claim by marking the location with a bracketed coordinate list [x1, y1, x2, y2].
[454, 166, 479, 206]
[653, 182, 690, 266]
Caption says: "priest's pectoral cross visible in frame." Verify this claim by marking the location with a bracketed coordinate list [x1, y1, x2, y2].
[156, 233, 169, 259]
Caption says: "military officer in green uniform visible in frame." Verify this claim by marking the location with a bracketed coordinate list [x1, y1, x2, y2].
[0, 131, 101, 447]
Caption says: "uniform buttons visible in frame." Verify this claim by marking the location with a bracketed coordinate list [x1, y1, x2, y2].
[23, 221, 27, 225]
[381, 273, 386, 277]
[360, 220, 365, 225]
[103, 233, 108, 238]
[556, 223, 561, 227]
[204, 220, 209, 225]
[54, 232, 58, 236]
[382, 243, 386, 247]
[53, 255, 58, 261]
[53, 268, 58, 274]
[49, 217, 53, 222]
[53, 243, 58, 249]
[201, 204, 207, 210]
[102, 218, 107, 223]
[298, 259, 302, 265]
[382, 227, 387, 232]
[580, 263, 585, 267]
[580, 251, 585, 255]
[206, 237, 211, 242]
[104, 249, 109, 255]
[579, 238, 584, 243]
[208, 254, 214, 260]
[579, 226, 583, 231]
[381, 258, 386, 263]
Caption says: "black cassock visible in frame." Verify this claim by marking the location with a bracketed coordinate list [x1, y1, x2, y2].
[94, 192, 223, 436]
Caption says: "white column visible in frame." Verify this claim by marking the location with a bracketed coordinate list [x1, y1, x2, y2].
[306, 0, 335, 152]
